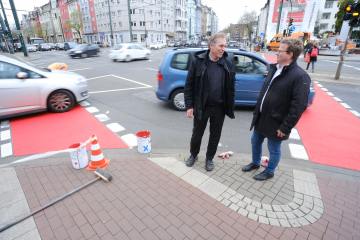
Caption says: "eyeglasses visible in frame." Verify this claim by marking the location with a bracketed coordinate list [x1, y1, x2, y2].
[277, 50, 289, 53]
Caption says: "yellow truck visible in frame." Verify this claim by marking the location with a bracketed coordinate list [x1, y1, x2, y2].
[267, 32, 311, 51]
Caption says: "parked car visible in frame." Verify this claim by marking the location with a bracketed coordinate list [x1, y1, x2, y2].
[39, 43, 52, 51]
[26, 44, 37, 52]
[13, 43, 22, 52]
[156, 48, 315, 111]
[64, 42, 77, 50]
[109, 43, 151, 62]
[68, 44, 100, 58]
[47, 43, 56, 50]
[0, 55, 89, 119]
[55, 42, 65, 50]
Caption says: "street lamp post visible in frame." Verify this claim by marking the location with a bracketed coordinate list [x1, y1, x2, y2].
[276, 0, 284, 34]
[0, 0, 14, 53]
[106, 0, 114, 46]
[8, 0, 27, 56]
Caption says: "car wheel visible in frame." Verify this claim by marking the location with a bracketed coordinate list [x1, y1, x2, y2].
[81, 53, 88, 58]
[171, 89, 186, 111]
[125, 55, 131, 62]
[47, 90, 76, 113]
[112, 59, 117, 62]
[145, 53, 150, 59]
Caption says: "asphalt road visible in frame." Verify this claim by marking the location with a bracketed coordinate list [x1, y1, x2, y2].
[9, 48, 360, 162]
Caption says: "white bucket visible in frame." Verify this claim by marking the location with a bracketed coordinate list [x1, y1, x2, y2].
[136, 130, 151, 154]
[69, 143, 89, 169]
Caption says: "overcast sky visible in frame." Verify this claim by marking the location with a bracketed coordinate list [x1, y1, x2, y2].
[5, 0, 267, 30]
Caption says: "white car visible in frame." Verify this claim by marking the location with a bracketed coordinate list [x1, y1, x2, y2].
[0, 55, 89, 119]
[109, 43, 151, 62]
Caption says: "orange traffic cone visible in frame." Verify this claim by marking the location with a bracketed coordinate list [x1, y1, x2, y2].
[87, 135, 109, 171]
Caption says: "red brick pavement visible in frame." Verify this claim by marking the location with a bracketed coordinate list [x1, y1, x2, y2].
[15, 153, 360, 240]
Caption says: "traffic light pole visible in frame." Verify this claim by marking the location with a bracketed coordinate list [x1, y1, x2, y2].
[276, 0, 284, 34]
[8, 0, 27, 56]
[335, 26, 352, 80]
[0, 0, 14, 53]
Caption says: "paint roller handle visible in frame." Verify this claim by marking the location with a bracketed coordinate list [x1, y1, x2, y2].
[0, 177, 100, 233]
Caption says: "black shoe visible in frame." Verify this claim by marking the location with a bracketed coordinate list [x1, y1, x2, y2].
[205, 159, 214, 171]
[185, 155, 198, 167]
[242, 163, 260, 172]
[253, 170, 274, 181]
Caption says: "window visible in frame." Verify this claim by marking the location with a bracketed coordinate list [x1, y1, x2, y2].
[320, 23, 329, 30]
[322, 13, 331, 19]
[0, 61, 42, 79]
[171, 53, 190, 70]
[325, 1, 334, 9]
[232, 55, 267, 74]
[133, 34, 138, 41]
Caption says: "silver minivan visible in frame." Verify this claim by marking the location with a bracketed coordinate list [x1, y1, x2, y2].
[0, 55, 89, 119]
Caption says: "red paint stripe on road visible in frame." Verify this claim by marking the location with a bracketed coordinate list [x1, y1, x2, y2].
[297, 84, 360, 170]
[11, 106, 128, 156]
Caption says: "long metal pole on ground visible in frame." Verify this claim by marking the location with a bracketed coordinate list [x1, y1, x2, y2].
[0, 0, 14, 52]
[335, 26, 352, 80]
[8, 0, 27, 56]
[127, 0, 133, 42]
[276, 0, 284, 34]
[106, 0, 114, 46]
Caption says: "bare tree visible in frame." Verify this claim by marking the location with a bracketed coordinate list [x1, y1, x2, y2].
[239, 11, 258, 50]
[66, 10, 83, 42]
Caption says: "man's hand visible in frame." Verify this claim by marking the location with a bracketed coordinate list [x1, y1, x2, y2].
[277, 129, 286, 138]
[186, 108, 194, 118]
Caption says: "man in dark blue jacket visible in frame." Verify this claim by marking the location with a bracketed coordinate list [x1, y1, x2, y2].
[242, 39, 311, 181]
[184, 32, 235, 171]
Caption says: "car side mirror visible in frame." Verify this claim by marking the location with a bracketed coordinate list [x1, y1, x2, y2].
[16, 72, 29, 79]
[263, 71, 268, 77]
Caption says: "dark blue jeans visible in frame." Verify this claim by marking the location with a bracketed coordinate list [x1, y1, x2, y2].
[251, 130, 282, 174]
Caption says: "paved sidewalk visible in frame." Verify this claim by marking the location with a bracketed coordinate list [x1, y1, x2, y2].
[1, 150, 359, 240]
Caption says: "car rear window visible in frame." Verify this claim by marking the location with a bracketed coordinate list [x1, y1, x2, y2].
[171, 53, 189, 70]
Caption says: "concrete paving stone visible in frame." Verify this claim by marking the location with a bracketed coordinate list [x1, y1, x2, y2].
[221, 199, 231, 207]
[292, 209, 305, 218]
[293, 197, 303, 205]
[272, 205, 283, 212]
[288, 202, 300, 210]
[288, 219, 302, 228]
[247, 212, 259, 222]
[229, 203, 239, 212]
[279, 219, 291, 227]
[262, 203, 273, 211]
[229, 196, 240, 203]
[266, 211, 277, 219]
[226, 188, 237, 196]
[310, 209, 323, 219]
[235, 193, 244, 200]
[258, 216, 270, 225]
[304, 214, 318, 224]
[199, 177, 228, 199]
[285, 212, 297, 219]
[275, 212, 287, 219]
[299, 206, 311, 214]
[297, 217, 310, 225]
[251, 201, 261, 208]
[243, 197, 252, 204]
[246, 205, 256, 213]
[280, 205, 292, 212]
[236, 200, 247, 209]
[268, 218, 281, 227]
[237, 208, 249, 217]
[294, 192, 303, 199]
[313, 198, 324, 208]
[182, 169, 210, 187]
[256, 208, 267, 217]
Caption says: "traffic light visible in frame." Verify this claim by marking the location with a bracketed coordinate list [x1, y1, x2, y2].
[343, 4, 353, 20]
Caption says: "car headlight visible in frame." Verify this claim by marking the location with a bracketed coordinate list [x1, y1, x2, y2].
[75, 50, 82, 53]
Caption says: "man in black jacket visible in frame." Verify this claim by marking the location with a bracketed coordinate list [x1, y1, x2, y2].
[184, 32, 235, 171]
[242, 39, 311, 181]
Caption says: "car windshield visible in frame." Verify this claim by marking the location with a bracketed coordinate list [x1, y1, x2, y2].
[113, 45, 123, 50]
[74, 44, 87, 50]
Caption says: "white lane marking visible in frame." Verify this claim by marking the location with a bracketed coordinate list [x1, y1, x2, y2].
[106, 123, 125, 133]
[320, 87, 328, 91]
[0, 121, 10, 129]
[120, 134, 137, 148]
[323, 60, 337, 64]
[85, 107, 99, 113]
[79, 101, 91, 107]
[146, 67, 158, 71]
[350, 110, 360, 117]
[326, 91, 334, 96]
[95, 114, 110, 122]
[289, 144, 309, 160]
[316, 83, 323, 87]
[87, 74, 112, 80]
[111, 74, 152, 88]
[0, 129, 11, 141]
[1, 143, 13, 158]
[340, 102, 351, 109]
[69, 68, 91, 72]
[289, 128, 301, 140]
[333, 97, 342, 102]
[323, 60, 360, 71]
[89, 86, 151, 94]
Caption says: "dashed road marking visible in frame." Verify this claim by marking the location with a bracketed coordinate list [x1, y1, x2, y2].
[0, 129, 11, 141]
[340, 102, 351, 109]
[120, 134, 137, 148]
[350, 110, 360, 117]
[333, 96, 342, 102]
[95, 114, 110, 122]
[106, 123, 125, 133]
[1, 142, 13, 158]
[146, 67, 158, 71]
[326, 91, 334, 96]
[79, 101, 91, 107]
[289, 128, 301, 140]
[85, 106, 99, 113]
[289, 143, 309, 160]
